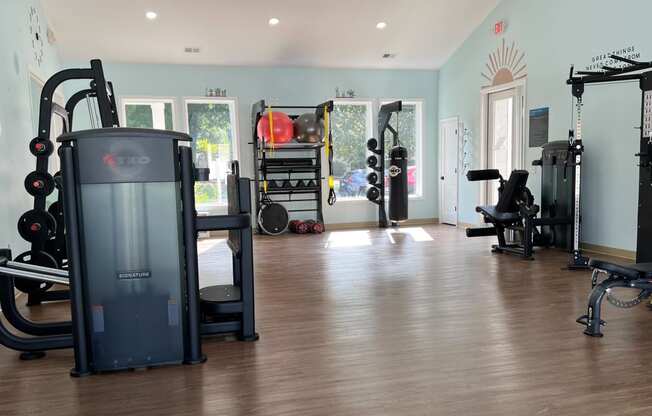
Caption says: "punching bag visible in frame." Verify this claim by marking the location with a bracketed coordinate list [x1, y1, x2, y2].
[389, 145, 408, 222]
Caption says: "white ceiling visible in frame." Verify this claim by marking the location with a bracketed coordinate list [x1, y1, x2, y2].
[42, 0, 500, 70]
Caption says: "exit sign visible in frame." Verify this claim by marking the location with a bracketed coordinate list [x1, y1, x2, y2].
[494, 20, 505, 35]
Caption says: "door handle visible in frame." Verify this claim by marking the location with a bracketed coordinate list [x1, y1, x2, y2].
[440, 176, 445, 180]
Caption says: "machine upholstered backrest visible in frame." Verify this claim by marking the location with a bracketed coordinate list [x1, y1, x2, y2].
[495, 170, 529, 213]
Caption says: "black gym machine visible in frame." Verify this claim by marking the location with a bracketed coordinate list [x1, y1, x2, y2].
[569, 54, 652, 336]
[366, 100, 408, 228]
[465, 140, 582, 261]
[0, 63, 259, 375]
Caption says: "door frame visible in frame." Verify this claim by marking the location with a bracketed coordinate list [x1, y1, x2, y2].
[479, 78, 527, 206]
[439, 116, 460, 226]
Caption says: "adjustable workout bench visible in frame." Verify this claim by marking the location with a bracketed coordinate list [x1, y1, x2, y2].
[577, 259, 652, 337]
[466, 169, 570, 260]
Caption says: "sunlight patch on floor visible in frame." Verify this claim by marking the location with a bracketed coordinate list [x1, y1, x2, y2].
[197, 238, 227, 255]
[385, 227, 434, 243]
[325, 230, 372, 248]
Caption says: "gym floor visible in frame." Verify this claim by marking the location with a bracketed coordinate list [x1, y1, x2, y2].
[2, 224, 652, 416]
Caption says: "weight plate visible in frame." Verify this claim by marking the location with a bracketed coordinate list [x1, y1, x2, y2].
[367, 138, 378, 151]
[366, 155, 378, 168]
[17, 209, 56, 244]
[367, 186, 380, 201]
[44, 238, 67, 268]
[367, 172, 379, 184]
[53, 171, 63, 190]
[13, 250, 57, 294]
[258, 203, 289, 235]
[24, 171, 55, 197]
[29, 138, 54, 157]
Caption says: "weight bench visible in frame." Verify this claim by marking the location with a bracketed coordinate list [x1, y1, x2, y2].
[577, 259, 652, 337]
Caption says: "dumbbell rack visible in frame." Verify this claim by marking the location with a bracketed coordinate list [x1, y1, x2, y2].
[16, 60, 119, 305]
[251, 100, 333, 233]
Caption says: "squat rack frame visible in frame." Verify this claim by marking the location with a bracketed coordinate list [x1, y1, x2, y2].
[567, 54, 652, 264]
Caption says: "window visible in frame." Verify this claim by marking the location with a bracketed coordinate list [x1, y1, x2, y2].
[331, 100, 373, 200]
[121, 98, 175, 130]
[380, 100, 423, 197]
[184, 98, 238, 210]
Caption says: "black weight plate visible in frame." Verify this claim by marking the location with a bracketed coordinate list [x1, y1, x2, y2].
[367, 138, 378, 151]
[29, 138, 54, 157]
[366, 155, 378, 168]
[53, 171, 63, 190]
[13, 251, 57, 294]
[367, 187, 380, 201]
[17, 210, 56, 244]
[24, 171, 55, 197]
[258, 203, 289, 235]
[44, 238, 67, 268]
[367, 172, 379, 184]
[48, 201, 64, 222]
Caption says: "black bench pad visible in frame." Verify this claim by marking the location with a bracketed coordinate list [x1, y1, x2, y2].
[589, 258, 652, 279]
[476, 205, 520, 223]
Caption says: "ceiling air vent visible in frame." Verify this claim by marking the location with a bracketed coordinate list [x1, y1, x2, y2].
[184, 47, 201, 54]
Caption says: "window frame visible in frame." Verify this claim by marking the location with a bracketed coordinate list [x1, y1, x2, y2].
[379, 98, 425, 199]
[183, 96, 240, 210]
[119, 96, 177, 130]
[331, 99, 375, 202]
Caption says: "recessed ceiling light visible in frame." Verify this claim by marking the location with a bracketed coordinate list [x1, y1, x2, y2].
[268, 17, 280, 26]
[376, 22, 387, 30]
[145, 11, 157, 20]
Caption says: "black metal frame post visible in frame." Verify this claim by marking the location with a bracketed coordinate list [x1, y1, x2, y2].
[179, 146, 206, 365]
[59, 145, 91, 377]
[567, 54, 652, 263]
[373, 101, 402, 228]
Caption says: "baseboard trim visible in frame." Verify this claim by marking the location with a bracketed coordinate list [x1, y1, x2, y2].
[327, 218, 439, 231]
[580, 243, 635, 261]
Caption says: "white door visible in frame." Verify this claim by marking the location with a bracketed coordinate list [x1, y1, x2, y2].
[486, 89, 517, 205]
[439, 118, 459, 226]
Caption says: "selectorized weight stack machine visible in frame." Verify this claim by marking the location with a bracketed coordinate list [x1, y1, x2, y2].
[366, 101, 407, 227]
[0, 128, 258, 375]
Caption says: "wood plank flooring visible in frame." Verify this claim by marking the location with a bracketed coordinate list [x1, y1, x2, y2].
[2, 224, 652, 416]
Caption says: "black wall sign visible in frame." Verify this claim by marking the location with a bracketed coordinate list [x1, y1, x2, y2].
[529, 107, 549, 148]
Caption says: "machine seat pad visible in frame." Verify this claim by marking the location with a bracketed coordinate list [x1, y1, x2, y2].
[589, 259, 652, 279]
[476, 205, 520, 223]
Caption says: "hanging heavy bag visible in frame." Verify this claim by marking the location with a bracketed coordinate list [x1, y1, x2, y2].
[388, 145, 408, 222]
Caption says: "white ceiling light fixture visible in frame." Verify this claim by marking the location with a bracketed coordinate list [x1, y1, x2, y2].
[376, 21, 387, 30]
[268, 17, 280, 26]
[145, 11, 157, 20]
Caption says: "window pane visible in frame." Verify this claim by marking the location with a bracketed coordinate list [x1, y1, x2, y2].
[125, 104, 153, 128]
[186, 102, 235, 207]
[332, 104, 369, 199]
[164, 103, 173, 130]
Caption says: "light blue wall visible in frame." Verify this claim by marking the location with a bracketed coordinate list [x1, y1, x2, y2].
[439, 0, 650, 251]
[67, 63, 439, 224]
[0, 0, 60, 253]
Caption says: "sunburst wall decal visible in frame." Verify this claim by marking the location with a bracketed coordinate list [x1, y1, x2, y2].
[481, 39, 527, 87]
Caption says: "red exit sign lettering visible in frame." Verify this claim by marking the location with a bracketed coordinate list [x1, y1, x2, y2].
[494, 20, 505, 35]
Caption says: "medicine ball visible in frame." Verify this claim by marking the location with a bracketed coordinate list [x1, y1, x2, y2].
[257, 112, 294, 145]
[258, 203, 289, 235]
[294, 113, 324, 143]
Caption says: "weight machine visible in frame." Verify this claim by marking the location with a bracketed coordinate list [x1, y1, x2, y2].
[17, 60, 119, 306]
[569, 54, 652, 336]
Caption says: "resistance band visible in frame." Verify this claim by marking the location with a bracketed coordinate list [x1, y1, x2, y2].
[324, 105, 336, 205]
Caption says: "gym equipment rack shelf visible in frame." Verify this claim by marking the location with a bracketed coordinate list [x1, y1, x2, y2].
[251, 100, 333, 232]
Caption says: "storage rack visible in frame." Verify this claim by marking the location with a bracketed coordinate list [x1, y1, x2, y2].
[251, 100, 334, 233]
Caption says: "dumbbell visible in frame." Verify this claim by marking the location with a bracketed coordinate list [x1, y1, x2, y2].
[289, 220, 309, 234]
[304, 220, 325, 234]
